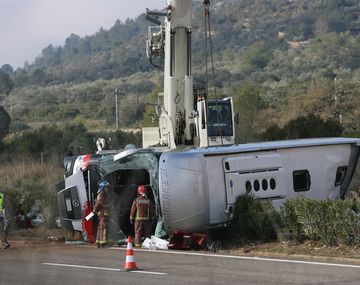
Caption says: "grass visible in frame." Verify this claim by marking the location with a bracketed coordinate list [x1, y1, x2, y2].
[0, 157, 63, 228]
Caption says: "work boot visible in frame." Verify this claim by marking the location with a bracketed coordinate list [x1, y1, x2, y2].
[3, 242, 10, 249]
[97, 242, 108, 248]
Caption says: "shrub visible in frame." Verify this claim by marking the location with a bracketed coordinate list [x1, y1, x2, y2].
[0, 159, 63, 228]
[280, 199, 304, 242]
[261, 114, 343, 141]
[9, 120, 31, 133]
[0, 106, 11, 140]
[280, 198, 360, 246]
[230, 194, 281, 242]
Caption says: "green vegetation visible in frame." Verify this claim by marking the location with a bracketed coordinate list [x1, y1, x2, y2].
[281, 197, 360, 246]
[0, 159, 63, 228]
[232, 82, 262, 143]
[0, 106, 10, 140]
[3, 123, 141, 158]
[0, 0, 359, 139]
[230, 194, 281, 242]
[230, 195, 360, 246]
[261, 114, 343, 140]
[0, 70, 13, 94]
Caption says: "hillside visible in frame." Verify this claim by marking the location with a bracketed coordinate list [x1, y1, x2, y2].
[0, 0, 360, 137]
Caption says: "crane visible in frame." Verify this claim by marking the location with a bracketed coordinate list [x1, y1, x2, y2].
[144, 0, 236, 149]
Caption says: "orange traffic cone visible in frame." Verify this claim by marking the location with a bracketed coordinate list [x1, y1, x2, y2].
[123, 236, 138, 271]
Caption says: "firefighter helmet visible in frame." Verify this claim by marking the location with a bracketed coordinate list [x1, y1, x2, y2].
[98, 180, 110, 193]
[137, 185, 147, 196]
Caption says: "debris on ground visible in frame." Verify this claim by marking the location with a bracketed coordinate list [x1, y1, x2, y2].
[65, 241, 87, 245]
[167, 229, 221, 252]
[142, 235, 169, 250]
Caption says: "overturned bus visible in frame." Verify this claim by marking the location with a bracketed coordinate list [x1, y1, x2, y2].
[57, 138, 360, 243]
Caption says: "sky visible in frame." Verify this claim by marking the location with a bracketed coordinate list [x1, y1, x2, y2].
[0, 0, 165, 69]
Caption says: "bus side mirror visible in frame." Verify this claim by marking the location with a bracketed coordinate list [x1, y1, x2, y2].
[234, 112, 239, 125]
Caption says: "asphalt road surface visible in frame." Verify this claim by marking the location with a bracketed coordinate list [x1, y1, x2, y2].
[1, 244, 360, 285]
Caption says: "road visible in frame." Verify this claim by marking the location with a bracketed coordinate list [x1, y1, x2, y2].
[0, 244, 360, 285]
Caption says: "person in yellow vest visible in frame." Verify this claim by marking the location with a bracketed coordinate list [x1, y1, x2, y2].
[0, 190, 10, 249]
[130, 185, 155, 247]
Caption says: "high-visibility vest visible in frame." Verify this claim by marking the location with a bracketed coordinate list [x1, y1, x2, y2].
[0, 192, 4, 212]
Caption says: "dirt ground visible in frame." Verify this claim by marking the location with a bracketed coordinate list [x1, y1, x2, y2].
[6, 227, 360, 262]
[223, 241, 360, 261]
[7, 227, 70, 248]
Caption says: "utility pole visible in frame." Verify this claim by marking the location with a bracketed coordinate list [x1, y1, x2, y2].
[137, 92, 140, 117]
[115, 88, 120, 130]
[334, 76, 344, 125]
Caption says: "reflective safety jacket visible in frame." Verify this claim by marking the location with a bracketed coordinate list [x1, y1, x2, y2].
[0, 192, 4, 217]
[130, 196, 155, 222]
[0, 192, 3, 211]
[93, 190, 110, 217]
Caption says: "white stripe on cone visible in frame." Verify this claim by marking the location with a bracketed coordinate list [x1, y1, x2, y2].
[126, 255, 135, 262]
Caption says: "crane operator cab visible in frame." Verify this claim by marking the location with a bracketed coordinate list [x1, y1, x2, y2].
[196, 96, 236, 147]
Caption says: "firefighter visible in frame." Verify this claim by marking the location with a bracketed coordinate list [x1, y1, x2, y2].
[0, 190, 10, 249]
[130, 185, 155, 247]
[92, 180, 110, 247]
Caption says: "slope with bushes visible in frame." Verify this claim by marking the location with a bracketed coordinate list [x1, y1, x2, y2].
[0, 0, 359, 138]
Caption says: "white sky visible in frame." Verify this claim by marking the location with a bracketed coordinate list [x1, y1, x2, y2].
[0, 0, 165, 69]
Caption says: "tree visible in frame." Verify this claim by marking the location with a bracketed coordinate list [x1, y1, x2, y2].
[0, 70, 14, 94]
[1, 64, 14, 75]
[64, 34, 81, 59]
[9, 120, 31, 134]
[261, 124, 286, 141]
[13, 69, 29, 87]
[30, 69, 47, 85]
[233, 82, 262, 143]
[261, 114, 343, 140]
[39, 44, 62, 66]
[0, 106, 11, 140]
[284, 114, 343, 139]
[243, 41, 272, 69]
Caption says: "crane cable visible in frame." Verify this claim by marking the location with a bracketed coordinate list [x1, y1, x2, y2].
[203, 0, 223, 145]
[204, 1, 209, 94]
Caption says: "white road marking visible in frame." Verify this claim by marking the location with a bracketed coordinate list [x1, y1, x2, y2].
[42, 263, 167, 275]
[110, 247, 360, 269]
